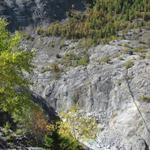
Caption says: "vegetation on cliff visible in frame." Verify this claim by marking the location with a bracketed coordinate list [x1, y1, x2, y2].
[0, 19, 97, 149]
[37, 0, 150, 44]
[0, 18, 33, 123]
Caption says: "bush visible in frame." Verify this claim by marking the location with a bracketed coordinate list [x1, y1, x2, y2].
[22, 32, 34, 41]
[146, 53, 150, 59]
[124, 60, 134, 69]
[99, 56, 111, 64]
[133, 47, 146, 53]
[62, 52, 89, 67]
[78, 38, 95, 49]
[43, 108, 85, 150]
[44, 130, 82, 150]
[59, 106, 98, 140]
[49, 63, 62, 79]
[141, 95, 150, 103]
[77, 55, 89, 66]
[50, 63, 61, 73]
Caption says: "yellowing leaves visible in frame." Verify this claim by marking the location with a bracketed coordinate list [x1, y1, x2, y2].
[59, 106, 98, 140]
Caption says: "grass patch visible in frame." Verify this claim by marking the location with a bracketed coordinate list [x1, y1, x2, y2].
[141, 95, 150, 103]
[124, 60, 134, 69]
[78, 38, 95, 49]
[61, 52, 89, 67]
[146, 53, 150, 59]
[99, 56, 111, 64]
[133, 47, 147, 53]
[22, 32, 34, 41]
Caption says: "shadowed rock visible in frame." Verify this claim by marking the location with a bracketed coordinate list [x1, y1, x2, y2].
[0, 0, 85, 31]
[31, 91, 59, 122]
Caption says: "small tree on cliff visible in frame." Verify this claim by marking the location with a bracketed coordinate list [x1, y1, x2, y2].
[0, 18, 33, 123]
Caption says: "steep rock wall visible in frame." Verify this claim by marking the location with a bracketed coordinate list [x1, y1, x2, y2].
[22, 29, 150, 149]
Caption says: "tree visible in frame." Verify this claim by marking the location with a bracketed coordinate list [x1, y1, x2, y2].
[59, 106, 98, 140]
[0, 18, 33, 123]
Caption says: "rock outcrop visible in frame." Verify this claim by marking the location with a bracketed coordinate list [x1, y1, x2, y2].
[22, 29, 150, 150]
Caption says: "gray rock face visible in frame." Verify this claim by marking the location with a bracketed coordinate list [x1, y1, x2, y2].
[0, 0, 85, 31]
[1, 1, 149, 149]
[24, 29, 150, 150]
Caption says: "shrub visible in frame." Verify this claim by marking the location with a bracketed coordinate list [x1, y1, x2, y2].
[43, 107, 85, 150]
[62, 52, 79, 67]
[44, 130, 82, 150]
[49, 63, 62, 79]
[124, 60, 134, 69]
[59, 39, 66, 49]
[99, 56, 111, 64]
[133, 47, 146, 53]
[146, 53, 150, 59]
[22, 32, 34, 41]
[77, 55, 89, 66]
[78, 38, 95, 49]
[50, 63, 61, 73]
[44, 134, 54, 149]
[62, 52, 89, 67]
[59, 106, 98, 140]
[141, 95, 150, 103]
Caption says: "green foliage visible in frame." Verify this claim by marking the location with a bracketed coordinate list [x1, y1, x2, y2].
[43, 106, 98, 150]
[44, 130, 81, 150]
[0, 19, 52, 147]
[22, 32, 34, 41]
[0, 18, 33, 123]
[43, 121, 82, 150]
[77, 54, 89, 66]
[99, 55, 111, 64]
[0, 19, 93, 149]
[44, 134, 54, 149]
[78, 38, 95, 49]
[133, 47, 146, 53]
[124, 60, 134, 69]
[3, 122, 11, 136]
[146, 52, 150, 59]
[62, 52, 89, 67]
[59, 106, 98, 140]
[37, 0, 150, 44]
[59, 38, 66, 49]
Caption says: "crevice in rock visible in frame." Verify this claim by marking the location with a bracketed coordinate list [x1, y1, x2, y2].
[124, 70, 150, 135]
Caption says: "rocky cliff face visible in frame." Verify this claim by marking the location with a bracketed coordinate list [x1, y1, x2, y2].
[0, 1, 150, 149]
[20, 29, 150, 150]
[0, 0, 84, 31]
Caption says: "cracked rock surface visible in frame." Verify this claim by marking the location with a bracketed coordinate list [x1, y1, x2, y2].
[20, 29, 150, 149]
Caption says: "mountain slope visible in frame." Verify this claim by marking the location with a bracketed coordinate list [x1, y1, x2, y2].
[21, 28, 150, 150]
